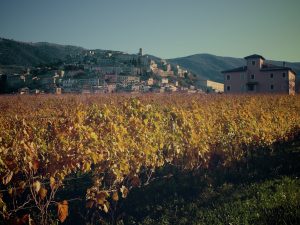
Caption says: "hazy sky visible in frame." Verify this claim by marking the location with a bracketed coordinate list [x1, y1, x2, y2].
[0, 0, 300, 61]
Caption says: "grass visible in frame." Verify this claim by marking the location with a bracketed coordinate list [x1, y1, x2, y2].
[122, 176, 299, 225]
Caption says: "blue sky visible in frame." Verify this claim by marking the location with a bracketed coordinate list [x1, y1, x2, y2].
[0, 0, 300, 61]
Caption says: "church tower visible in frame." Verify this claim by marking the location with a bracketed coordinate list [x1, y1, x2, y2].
[138, 48, 143, 57]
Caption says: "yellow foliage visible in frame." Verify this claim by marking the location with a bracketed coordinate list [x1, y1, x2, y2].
[0, 94, 299, 215]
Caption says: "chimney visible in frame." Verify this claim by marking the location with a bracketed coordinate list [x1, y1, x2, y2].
[283, 61, 286, 67]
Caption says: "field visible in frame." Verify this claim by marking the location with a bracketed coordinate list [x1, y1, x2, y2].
[0, 94, 300, 225]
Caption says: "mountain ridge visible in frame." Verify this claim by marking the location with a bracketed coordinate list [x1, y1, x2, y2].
[0, 38, 85, 66]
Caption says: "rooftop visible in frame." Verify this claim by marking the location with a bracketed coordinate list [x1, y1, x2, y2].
[221, 66, 247, 73]
[222, 56, 297, 75]
[261, 63, 296, 74]
[244, 54, 266, 60]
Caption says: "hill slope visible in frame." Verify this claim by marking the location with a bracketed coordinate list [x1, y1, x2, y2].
[0, 38, 84, 66]
[168, 54, 300, 83]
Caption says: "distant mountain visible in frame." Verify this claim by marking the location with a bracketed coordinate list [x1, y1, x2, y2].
[168, 54, 300, 83]
[0, 38, 85, 66]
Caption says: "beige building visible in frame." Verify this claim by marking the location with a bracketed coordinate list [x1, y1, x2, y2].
[199, 79, 224, 93]
[222, 54, 296, 94]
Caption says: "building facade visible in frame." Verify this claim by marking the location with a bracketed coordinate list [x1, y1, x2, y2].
[199, 79, 224, 93]
[222, 54, 296, 94]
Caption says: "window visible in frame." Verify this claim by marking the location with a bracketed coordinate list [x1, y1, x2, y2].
[226, 86, 231, 91]
[226, 75, 230, 80]
[270, 84, 274, 90]
[251, 74, 255, 80]
[270, 73, 273, 78]
[252, 61, 255, 66]
[282, 73, 286, 78]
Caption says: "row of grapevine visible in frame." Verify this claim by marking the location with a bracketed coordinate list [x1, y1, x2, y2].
[0, 94, 299, 224]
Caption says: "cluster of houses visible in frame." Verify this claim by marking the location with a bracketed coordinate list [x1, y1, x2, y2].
[0, 48, 224, 94]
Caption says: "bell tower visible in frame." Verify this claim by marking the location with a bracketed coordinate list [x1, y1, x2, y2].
[138, 48, 143, 57]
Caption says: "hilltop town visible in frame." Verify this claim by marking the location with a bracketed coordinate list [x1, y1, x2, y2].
[0, 46, 225, 94]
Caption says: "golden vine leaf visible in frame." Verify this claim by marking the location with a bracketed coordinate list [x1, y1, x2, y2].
[57, 200, 68, 223]
[103, 201, 109, 213]
[33, 181, 41, 193]
[50, 177, 56, 190]
[112, 191, 119, 201]
[38, 188, 48, 200]
[120, 185, 128, 198]
[2, 171, 13, 185]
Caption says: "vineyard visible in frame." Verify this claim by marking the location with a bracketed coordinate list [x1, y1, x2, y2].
[0, 94, 300, 225]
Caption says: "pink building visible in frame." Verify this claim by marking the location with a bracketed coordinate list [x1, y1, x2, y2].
[222, 54, 296, 94]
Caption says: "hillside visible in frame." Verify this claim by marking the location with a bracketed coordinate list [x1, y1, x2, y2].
[168, 54, 300, 83]
[0, 38, 85, 66]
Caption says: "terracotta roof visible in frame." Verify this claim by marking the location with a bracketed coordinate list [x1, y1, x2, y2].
[244, 54, 266, 60]
[221, 66, 247, 73]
